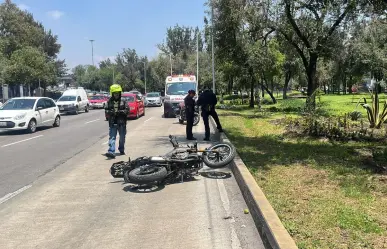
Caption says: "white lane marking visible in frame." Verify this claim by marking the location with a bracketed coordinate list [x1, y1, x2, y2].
[0, 185, 32, 205]
[1, 135, 43, 148]
[144, 117, 153, 122]
[217, 178, 242, 249]
[85, 119, 100, 124]
[102, 141, 109, 145]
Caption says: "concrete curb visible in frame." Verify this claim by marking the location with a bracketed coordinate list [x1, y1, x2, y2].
[210, 117, 298, 249]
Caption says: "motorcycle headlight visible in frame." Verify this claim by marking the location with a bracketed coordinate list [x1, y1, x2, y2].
[14, 113, 27, 120]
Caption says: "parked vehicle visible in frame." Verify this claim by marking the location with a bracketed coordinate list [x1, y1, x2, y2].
[89, 95, 108, 109]
[174, 102, 200, 126]
[56, 87, 90, 115]
[0, 97, 60, 133]
[145, 92, 162, 107]
[105, 93, 145, 120]
[109, 135, 236, 185]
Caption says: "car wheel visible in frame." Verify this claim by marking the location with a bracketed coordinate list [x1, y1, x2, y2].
[53, 115, 61, 127]
[74, 106, 79, 115]
[85, 105, 89, 113]
[26, 119, 37, 133]
[142, 108, 145, 116]
[136, 109, 139, 119]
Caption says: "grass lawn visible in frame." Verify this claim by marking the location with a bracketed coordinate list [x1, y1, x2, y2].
[218, 94, 387, 249]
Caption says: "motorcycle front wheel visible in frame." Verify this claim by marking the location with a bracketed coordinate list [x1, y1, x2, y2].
[203, 142, 236, 168]
[127, 165, 168, 184]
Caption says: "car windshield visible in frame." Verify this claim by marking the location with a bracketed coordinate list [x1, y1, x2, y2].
[146, 93, 160, 97]
[0, 99, 36, 110]
[59, 96, 76, 101]
[166, 82, 196, 95]
[122, 96, 135, 102]
[89, 96, 103, 100]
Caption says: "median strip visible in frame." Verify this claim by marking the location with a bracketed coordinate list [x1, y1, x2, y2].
[210, 117, 297, 249]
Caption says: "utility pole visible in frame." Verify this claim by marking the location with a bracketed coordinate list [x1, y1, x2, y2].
[169, 54, 173, 75]
[89, 39, 95, 66]
[143, 61, 147, 94]
[211, 0, 216, 93]
[196, 31, 199, 89]
[112, 66, 115, 83]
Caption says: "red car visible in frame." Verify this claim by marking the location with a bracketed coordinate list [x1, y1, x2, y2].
[105, 93, 145, 120]
[89, 95, 108, 109]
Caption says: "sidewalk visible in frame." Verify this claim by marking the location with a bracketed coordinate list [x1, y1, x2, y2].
[0, 113, 264, 249]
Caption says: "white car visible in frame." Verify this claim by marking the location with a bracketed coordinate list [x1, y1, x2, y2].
[0, 97, 61, 133]
[145, 92, 162, 107]
[56, 88, 90, 115]
[128, 90, 143, 99]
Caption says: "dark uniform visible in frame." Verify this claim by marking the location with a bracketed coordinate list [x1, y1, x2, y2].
[196, 88, 223, 140]
[184, 90, 196, 140]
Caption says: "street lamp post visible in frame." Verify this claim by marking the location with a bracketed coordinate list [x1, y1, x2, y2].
[143, 61, 147, 94]
[211, 0, 216, 93]
[89, 40, 95, 66]
[169, 54, 173, 76]
[197, 31, 199, 87]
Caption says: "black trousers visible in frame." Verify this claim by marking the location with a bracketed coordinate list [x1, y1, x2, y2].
[202, 110, 222, 139]
[186, 112, 194, 139]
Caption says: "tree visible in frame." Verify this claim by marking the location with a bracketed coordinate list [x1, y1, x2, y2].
[4, 46, 48, 85]
[265, 0, 380, 109]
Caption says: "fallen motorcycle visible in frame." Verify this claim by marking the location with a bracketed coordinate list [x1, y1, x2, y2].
[110, 135, 235, 185]
[174, 102, 200, 126]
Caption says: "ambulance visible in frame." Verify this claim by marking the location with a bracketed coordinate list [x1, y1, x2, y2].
[163, 74, 197, 118]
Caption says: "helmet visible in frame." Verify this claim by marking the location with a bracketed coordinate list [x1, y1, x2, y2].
[188, 89, 196, 95]
[110, 84, 122, 95]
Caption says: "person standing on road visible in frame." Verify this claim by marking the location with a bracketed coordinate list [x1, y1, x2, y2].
[105, 84, 129, 159]
[196, 86, 223, 141]
[185, 89, 197, 140]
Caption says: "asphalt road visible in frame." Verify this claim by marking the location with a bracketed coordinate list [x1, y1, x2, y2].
[0, 108, 109, 197]
[0, 106, 264, 249]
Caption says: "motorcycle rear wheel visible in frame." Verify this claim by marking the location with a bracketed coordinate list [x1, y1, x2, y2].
[127, 165, 168, 184]
[203, 142, 235, 168]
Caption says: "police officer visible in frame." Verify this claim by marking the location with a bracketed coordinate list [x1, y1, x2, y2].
[105, 84, 129, 159]
[196, 86, 223, 141]
[184, 89, 197, 140]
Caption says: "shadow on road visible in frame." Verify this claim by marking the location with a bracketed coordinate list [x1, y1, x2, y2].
[200, 171, 232, 180]
[123, 184, 165, 193]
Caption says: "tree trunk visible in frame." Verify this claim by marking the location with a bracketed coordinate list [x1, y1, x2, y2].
[228, 76, 233, 95]
[306, 53, 318, 110]
[348, 75, 353, 94]
[249, 67, 255, 108]
[249, 81, 255, 108]
[283, 73, 291, 99]
[262, 84, 277, 104]
[261, 84, 264, 98]
[343, 74, 347, 95]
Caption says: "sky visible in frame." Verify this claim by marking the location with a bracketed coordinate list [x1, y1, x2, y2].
[7, 0, 208, 70]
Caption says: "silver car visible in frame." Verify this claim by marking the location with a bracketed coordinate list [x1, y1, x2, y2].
[145, 92, 162, 107]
